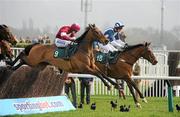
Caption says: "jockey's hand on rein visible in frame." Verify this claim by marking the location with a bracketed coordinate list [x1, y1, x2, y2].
[124, 43, 128, 49]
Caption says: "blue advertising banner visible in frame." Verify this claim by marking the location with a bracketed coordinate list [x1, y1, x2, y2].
[0, 96, 75, 116]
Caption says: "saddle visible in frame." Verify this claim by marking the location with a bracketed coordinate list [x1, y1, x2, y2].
[53, 44, 78, 60]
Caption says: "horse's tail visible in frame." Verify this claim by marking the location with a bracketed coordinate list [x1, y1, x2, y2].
[24, 43, 39, 56]
[5, 43, 40, 67]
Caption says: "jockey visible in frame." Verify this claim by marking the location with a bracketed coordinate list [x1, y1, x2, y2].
[55, 23, 80, 47]
[0, 42, 2, 59]
[98, 21, 127, 53]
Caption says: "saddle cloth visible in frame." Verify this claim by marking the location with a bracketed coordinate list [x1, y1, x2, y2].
[54, 44, 78, 59]
[95, 51, 120, 64]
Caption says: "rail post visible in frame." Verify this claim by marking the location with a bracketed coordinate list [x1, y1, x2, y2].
[165, 80, 174, 112]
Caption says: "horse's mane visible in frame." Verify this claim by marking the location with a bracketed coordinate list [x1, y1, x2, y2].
[124, 43, 144, 51]
[75, 27, 90, 43]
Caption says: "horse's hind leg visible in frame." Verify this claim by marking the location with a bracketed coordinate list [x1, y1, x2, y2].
[6, 51, 25, 66]
[12, 61, 25, 70]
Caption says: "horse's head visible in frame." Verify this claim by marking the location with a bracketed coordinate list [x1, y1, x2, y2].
[0, 40, 14, 59]
[141, 42, 158, 65]
[88, 24, 109, 45]
[0, 24, 18, 45]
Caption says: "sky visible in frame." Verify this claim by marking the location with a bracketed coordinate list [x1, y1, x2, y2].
[0, 0, 179, 31]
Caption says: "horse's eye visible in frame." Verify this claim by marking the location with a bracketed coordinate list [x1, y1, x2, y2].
[96, 31, 102, 36]
[94, 30, 99, 35]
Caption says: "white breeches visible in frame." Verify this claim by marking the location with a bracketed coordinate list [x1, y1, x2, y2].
[98, 43, 118, 53]
[55, 38, 71, 47]
[111, 40, 125, 51]
[116, 39, 126, 47]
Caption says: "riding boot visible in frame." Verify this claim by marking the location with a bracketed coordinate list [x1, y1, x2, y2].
[5, 60, 13, 66]
[5, 57, 12, 65]
[123, 43, 129, 51]
[0, 54, 4, 60]
[105, 52, 110, 70]
[64, 46, 70, 60]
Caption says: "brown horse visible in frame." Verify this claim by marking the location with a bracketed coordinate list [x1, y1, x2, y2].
[95, 42, 158, 108]
[0, 24, 17, 45]
[0, 40, 13, 61]
[0, 24, 17, 61]
[7, 24, 118, 89]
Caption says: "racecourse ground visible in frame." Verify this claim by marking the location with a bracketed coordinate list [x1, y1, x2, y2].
[8, 95, 180, 117]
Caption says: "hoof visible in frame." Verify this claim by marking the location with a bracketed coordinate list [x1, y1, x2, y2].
[142, 98, 148, 103]
[136, 103, 142, 109]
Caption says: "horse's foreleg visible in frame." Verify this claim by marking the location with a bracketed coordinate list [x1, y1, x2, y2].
[126, 81, 141, 108]
[128, 79, 145, 99]
[127, 78, 147, 103]
[11, 52, 28, 70]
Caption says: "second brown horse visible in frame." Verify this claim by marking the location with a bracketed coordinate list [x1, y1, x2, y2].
[95, 42, 158, 108]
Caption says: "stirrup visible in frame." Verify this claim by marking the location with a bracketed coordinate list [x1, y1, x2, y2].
[105, 63, 110, 75]
[63, 53, 69, 60]
[5, 60, 13, 66]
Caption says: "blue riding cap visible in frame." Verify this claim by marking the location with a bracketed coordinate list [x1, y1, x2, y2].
[114, 21, 124, 28]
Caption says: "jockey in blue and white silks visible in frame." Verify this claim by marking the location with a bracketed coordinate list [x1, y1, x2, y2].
[98, 21, 126, 53]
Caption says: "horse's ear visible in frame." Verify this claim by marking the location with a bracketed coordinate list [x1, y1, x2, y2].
[92, 24, 96, 27]
[89, 24, 93, 29]
[0, 24, 8, 30]
[2, 24, 8, 28]
[0, 25, 3, 29]
[145, 42, 151, 46]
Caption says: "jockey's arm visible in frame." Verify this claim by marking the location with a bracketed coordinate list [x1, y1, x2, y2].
[104, 32, 114, 42]
[69, 37, 76, 41]
[60, 32, 71, 40]
[116, 38, 126, 47]
[111, 39, 124, 48]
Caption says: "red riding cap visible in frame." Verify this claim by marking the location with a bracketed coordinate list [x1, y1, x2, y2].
[70, 23, 80, 32]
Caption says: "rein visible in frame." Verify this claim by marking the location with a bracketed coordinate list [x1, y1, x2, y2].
[76, 27, 95, 61]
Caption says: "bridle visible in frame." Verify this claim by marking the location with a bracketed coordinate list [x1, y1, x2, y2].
[141, 46, 156, 64]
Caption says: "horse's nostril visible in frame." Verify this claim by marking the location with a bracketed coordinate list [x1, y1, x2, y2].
[105, 40, 109, 44]
[153, 60, 158, 65]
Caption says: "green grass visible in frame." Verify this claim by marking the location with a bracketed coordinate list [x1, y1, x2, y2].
[9, 95, 180, 117]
